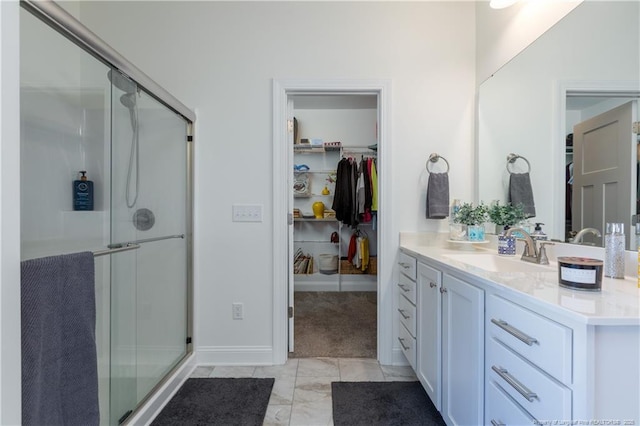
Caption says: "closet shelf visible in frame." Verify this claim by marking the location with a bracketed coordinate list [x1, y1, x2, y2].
[294, 218, 338, 222]
[294, 193, 333, 198]
[294, 170, 336, 174]
[294, 240, 339, 244]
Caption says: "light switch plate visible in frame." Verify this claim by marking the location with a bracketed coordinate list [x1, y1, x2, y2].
[232, 204, 263, 222]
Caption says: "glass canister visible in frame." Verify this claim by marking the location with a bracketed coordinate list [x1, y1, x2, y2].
[604, 222, 625, 278]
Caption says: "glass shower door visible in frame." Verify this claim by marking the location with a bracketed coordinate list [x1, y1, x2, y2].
[109, 71, 189, 423]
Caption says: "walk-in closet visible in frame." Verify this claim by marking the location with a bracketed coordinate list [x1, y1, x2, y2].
[290, 94, 379, 358]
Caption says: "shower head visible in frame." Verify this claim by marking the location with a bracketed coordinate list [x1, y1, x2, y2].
[120, 93, 137, 109]
[107, 69, 137, 95]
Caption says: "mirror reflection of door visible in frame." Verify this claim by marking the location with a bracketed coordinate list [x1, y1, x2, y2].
[570, 100, 638, 249]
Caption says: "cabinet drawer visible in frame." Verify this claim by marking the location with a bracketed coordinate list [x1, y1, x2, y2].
[398, 273, 416, 305]
[487, 294, 572, 383]
[398, 322, 416, 369]
[486, 379, 536, 426]
[488, 338, 571, 422]
[398, 293, 416, 338]
[398, 251, 417, 281]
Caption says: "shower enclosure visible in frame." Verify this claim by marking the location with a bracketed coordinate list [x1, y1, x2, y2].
[20, 3, 194, 424]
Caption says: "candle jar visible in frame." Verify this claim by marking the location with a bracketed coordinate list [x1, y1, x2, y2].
[604, 222, 625, 278]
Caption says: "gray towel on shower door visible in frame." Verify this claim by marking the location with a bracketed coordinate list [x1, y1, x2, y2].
[508, 172, 536, 218]
[21, 252, 99, 426]
[426, 172, 450, 219]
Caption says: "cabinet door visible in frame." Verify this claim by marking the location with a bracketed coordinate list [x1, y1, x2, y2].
[442, 273, 484, 426]
[416, 262, 442, 411]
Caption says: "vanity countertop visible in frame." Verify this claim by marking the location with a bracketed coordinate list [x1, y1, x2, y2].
[399, 232, 640, 326]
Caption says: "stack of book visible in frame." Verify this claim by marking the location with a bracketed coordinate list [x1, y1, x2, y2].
[293, 248, 314, 274]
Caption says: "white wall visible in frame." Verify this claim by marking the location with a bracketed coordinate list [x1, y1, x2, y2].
[75, 1, 476, 362]
[475, 0, 582, 85]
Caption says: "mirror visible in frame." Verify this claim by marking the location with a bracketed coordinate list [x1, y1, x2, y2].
[478, 1, 639, 249]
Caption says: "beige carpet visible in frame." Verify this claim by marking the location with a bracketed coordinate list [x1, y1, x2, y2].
[290, 291, 377, 358]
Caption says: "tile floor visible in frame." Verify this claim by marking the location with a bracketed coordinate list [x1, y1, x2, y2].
[190, 357, 417, 426]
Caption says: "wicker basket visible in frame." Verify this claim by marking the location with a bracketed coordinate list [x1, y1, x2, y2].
[340, 257, 377, 275]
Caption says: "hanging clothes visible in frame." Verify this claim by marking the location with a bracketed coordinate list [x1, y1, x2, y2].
[332, 158, 354, 226]
[347, 233, 357, 263]
[332, 157, 359, 227]
[371, 159, 378, 212]
[333, 154, 377, 228]
[359, 235, 370, 271]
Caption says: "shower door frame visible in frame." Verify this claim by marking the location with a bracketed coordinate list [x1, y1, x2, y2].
[20, 1, 195, 423]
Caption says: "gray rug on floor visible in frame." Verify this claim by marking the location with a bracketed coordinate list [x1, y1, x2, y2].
[151, 378, 274, 426]
[332, 381, 445, 426]
[291, 291, 377, 358]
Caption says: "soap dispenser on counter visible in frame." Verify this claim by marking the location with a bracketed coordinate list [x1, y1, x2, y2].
[73, 170, 94, 211]
[532, 223, 547, 240]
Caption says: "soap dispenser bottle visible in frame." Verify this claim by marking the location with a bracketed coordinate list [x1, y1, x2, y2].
[532, 223, 547, 241]
[73, 170, 94, 211]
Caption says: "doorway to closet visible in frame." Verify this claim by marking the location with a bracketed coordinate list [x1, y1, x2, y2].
[289, 94, 379, 358]
[272, 79, 392, 366]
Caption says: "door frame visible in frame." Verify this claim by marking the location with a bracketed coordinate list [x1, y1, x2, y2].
[554, 80, 640, 243]
[272, 78, 392, 364]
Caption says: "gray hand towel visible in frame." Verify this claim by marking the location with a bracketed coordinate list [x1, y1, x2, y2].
[426, 172, 450, 219]
[21, 252, 99, 426]
[508, 172, 536, 218]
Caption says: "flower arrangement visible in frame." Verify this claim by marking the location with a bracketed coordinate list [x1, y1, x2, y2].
[487, 202, 526, 229]
[452, 202, 488, 226]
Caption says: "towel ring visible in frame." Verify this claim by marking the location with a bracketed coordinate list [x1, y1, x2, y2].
[506, 153, 531, 174]
[426, 153, 450, 173]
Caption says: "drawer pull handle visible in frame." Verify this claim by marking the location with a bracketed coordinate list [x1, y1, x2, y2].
[398, 337, 410, 351]
[491, 318, 538, 346]
[440, 287, 447, 294]
[398, 283, 410, 292]
[399, 262, 411, 269]
[491, 365, 538, 402]
[398, 308, 410, 320]
[429, 282, 437, 288]
[491, 420, 505, 426]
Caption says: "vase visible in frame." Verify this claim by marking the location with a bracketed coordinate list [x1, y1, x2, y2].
[498, 227, 516, 256]
[467, 225, 485, 242]
[312, 201, 325, 219]
[449, 224, 467, 241]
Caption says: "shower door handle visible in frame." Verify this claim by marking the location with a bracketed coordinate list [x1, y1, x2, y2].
[108, 234, 185, 249]
[94, 243, 140, 257]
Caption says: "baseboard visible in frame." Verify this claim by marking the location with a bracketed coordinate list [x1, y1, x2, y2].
[196, 345, 275, 366]
[124, 353, 197, 425]
[391, 347, 411, 366]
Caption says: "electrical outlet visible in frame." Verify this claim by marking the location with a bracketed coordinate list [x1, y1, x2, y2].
[232, 303, 244, 320]
[232, 204, 263, 222]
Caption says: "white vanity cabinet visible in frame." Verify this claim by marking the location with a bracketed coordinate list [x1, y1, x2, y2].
[397, 251, 417, 369]
[400, 235, 640, 426]
[485, 293, 572, 423]
[412, 256, 485, 426]
[416, 262, 441, 410]
[485, 292, 640, 425]
[440, 273, 484, 426]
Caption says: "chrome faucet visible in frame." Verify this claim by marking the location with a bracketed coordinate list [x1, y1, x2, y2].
[505, 227, 554, 265]
[571, 227, 602, 245]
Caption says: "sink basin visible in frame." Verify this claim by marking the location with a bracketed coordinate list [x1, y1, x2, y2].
[442, 253, 554, 273]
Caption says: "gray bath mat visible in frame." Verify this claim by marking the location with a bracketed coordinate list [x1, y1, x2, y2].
[332, 381, 445, 426]
[151, 378, 274, 425]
